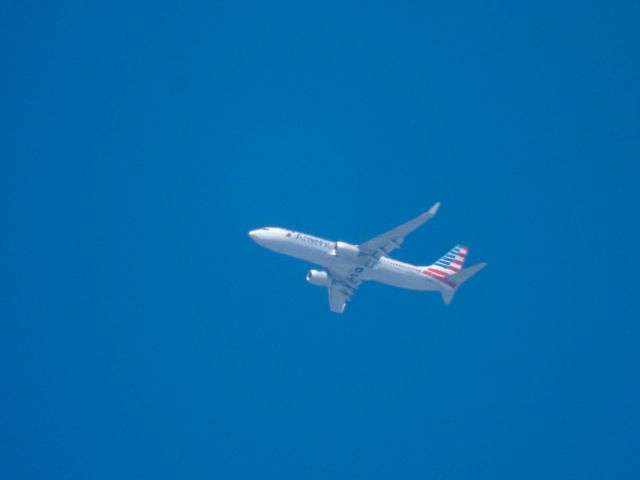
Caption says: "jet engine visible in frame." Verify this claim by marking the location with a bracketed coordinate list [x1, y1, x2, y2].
[333, 241, 360, 258]
[306, 269, 331, 287]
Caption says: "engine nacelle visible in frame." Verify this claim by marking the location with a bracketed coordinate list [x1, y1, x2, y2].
[306, 269, 331, 287]
[333, 241, 360, 258]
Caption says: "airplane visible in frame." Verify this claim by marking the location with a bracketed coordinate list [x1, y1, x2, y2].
[248, 202, 486, 313]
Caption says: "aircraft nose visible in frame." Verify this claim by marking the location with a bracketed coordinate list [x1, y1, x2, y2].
[248, 230, 259, 241]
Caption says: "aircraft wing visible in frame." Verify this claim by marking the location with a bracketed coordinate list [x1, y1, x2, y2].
[326, 266, 364, 314]
[358, 202, 440, 259]
[324, 202, 440, 313]
[328, 281, 353, 313]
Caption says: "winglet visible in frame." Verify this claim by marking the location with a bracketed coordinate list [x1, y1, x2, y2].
[428, 202, 441, 216]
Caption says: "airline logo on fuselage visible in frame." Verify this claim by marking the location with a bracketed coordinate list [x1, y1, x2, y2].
[293, 232, 334, 250]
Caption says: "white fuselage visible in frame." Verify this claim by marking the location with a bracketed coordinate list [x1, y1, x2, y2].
[249, 227, 451, 293]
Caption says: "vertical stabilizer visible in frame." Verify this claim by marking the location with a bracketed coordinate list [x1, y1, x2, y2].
[424, 244, 469, 280]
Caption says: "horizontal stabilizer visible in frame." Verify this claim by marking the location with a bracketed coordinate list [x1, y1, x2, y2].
[447, 262, 487, 287]
[440, 262, 487, 304]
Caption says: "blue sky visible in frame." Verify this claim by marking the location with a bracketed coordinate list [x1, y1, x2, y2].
[2, 1, 639, 478]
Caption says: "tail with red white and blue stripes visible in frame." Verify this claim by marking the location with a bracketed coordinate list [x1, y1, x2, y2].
[424, 244, 469, 279]
[423, 245, 487, 304]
